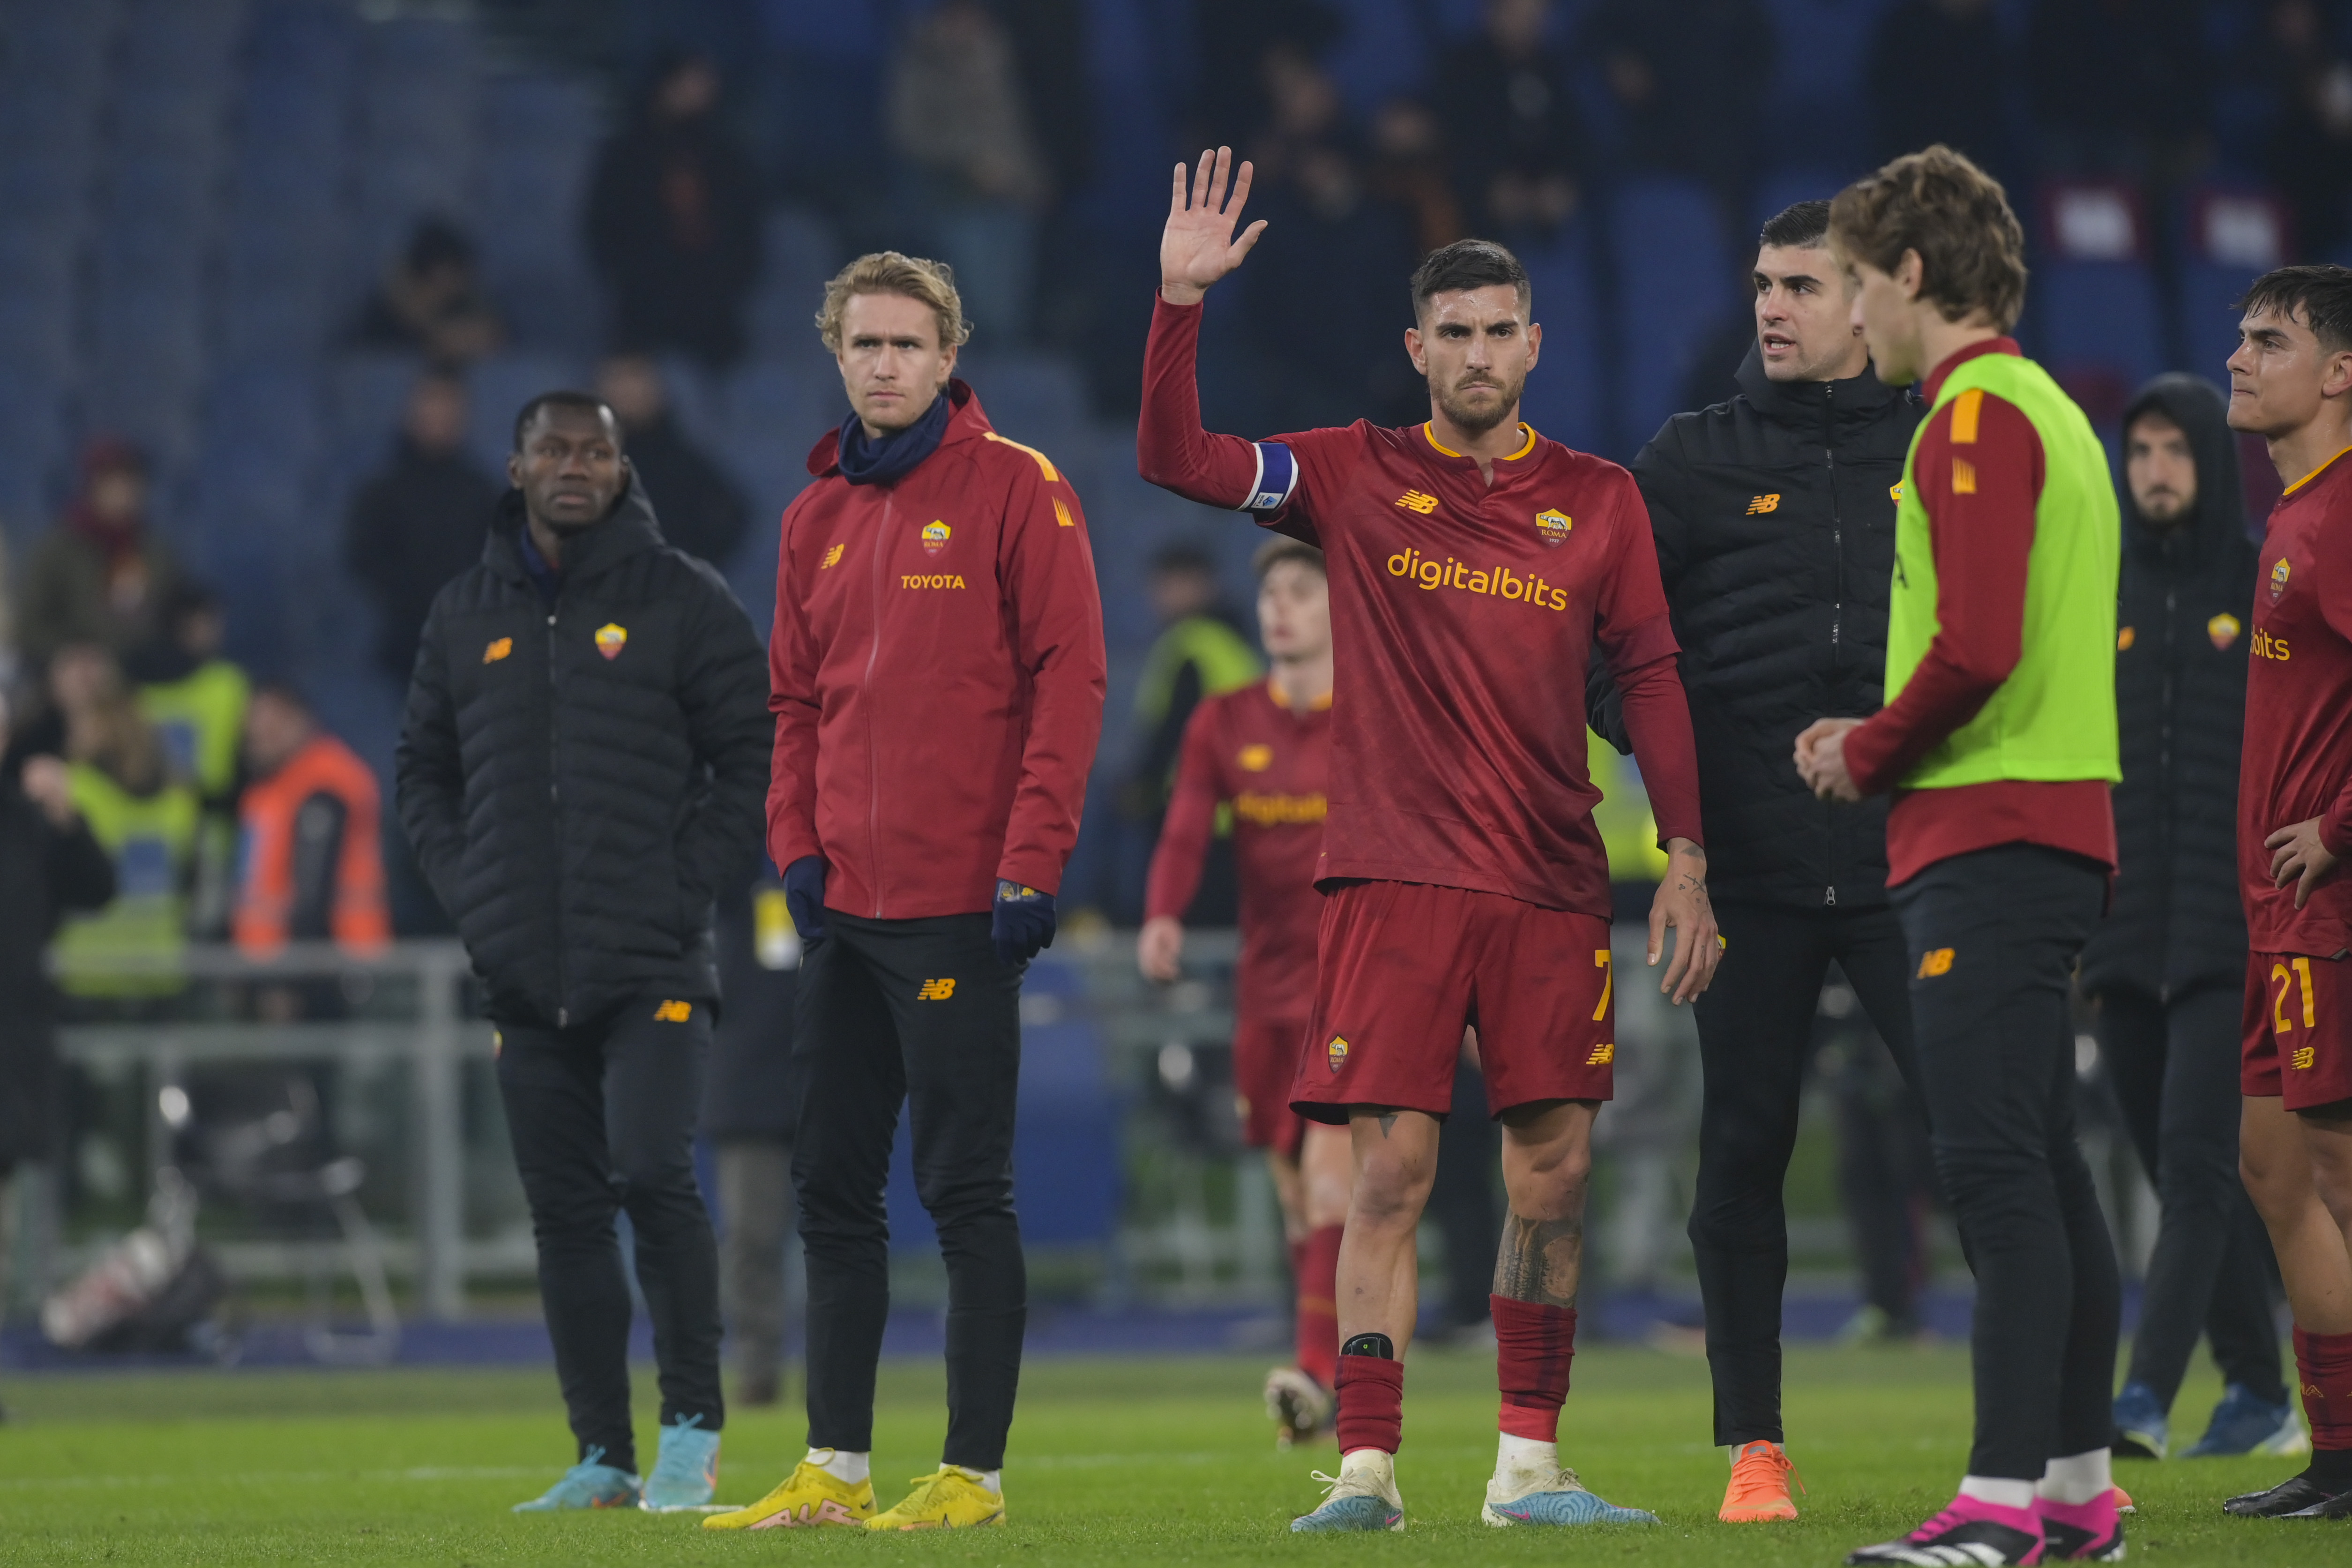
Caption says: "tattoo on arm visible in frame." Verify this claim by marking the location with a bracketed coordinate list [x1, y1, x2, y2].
[1493, 1212, 1585, 1308]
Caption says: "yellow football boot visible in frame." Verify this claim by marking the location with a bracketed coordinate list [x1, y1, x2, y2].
[700, 1455, 874, 1530]
[866, 1467, 1007, 1530]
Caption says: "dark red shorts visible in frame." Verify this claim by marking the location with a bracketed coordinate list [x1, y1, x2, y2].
[1292, 879, 1614, 1124]
[2243, 950, 2352, 1110]
[1233, 1015, 1311, 1155]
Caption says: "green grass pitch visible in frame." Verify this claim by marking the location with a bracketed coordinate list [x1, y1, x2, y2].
[0, 1341, 2326, 1564]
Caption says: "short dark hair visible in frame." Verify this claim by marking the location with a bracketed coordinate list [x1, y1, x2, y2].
[1410, 239, 1530, 320]
[512, 391, 619, 451]
[2239, 264, 2352, 354]
[1150, 541, 1217, 576]
[1829, 145, 2028, 331]
[248, 679, 312, 716]
[1253, 537, 1325, 580]
[1759, 199, 1831, 253]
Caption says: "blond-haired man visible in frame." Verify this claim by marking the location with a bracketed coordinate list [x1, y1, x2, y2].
[707, 253, 1105, 1532]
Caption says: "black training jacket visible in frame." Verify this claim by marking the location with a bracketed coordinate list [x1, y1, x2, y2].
[1594, 345, 1919, 909]
[2079, 375, 2257, 1001]
[396, 479, 772, 1029]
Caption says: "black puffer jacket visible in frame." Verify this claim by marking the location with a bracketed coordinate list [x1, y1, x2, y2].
[2080, 375, 2257, 1000]
[1596, 345, 1919, 908]
[396, 480, 771, 1028]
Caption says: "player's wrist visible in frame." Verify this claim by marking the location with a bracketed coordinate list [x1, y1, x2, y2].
[1159, 279, 1207, 307]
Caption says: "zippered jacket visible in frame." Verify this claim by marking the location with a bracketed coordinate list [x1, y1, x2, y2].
[397, 480, 771, 1028]
[1595, 346, 1919, 909]
[768, 381, 1107, 918]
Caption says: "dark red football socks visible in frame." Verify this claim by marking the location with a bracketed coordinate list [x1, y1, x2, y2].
[2294, 1327, 2352, 1453]
[1295, 1225, 1343, 1391]
[1492, 1293, 1577, 1442]
[1335, 1353, 1404, 1455]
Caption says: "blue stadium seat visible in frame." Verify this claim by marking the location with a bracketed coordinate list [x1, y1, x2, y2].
[1607, 179, 1737, 454]
[957, 354, 1087, 447]
[331, 354, 426, 464]
[0, 364, 68, 536]
[746, 208, 844, 365]
[1320, 0, 1427, 122]
[2029, 261, 2164, 428]
[1760, 0, 1891, 151]
[2174, 189, 2289, 384]
[1749, 166, 1857, 240]
[465, 353, 594, 470]
[1516, 228, 1605, 456]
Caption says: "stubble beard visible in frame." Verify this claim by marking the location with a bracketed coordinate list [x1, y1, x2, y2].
[1432, 369, 1525, 435]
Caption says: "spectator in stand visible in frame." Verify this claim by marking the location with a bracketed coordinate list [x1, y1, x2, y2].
[1868, 0, 2015, 177]
[349, 216, 505, 367]
[1190, 0, 1342, 150]
[233, 683, 389, 959]
[134, 584, 250, 940]
[1582, 0, 1773, 207]
[2080, 376, 2298, 1461]
[596, 355, 752, 571]
[587, 53, 764, 370]
[2027, 0, 2210, 180]
[18, 440, 182, 668]
[1367, 98, 1465, 256]
[48, 645, 199, 1008]
[345, 372, 501, 691]
[889, 0, 1053, 344]
[1435, 0, 1583, 239]
[0, 686, 113, 1345]
[700, 870, 799, 1409]
[2263, 0, 2352, 260]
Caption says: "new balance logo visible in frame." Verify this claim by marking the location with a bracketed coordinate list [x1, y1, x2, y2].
[1394, 490, 1439, 514]
[1918, 948, 1955, 978]
[1586, 1042, 1615, 1066]
[483, 637, 512, 664]
[822, 543, 845, 568]
[1745, 493, 1780, 515]
[2294, 1046, 2316, 1071]
[916, 978, 956, 1001]
[653, 1000, 693, 1023]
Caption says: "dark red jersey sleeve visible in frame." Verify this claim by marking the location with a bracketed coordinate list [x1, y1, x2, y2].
[995, 453, 1109, 895]
[1143, 698, 1225, 921]
[767, 493, 823, 873]
[1593, 470, 1702, 847]
[1138, 294, 1269, 506]
[1845, 389, 2046, 796]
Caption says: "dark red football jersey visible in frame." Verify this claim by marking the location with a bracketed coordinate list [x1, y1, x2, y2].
[2240, 446, 2352, 957]
[1139, 296, 1702, 917]
[1145, 679, 1330, 1024]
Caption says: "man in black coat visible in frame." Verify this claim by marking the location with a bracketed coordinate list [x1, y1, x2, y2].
[2080, 374, 2296, 1461]
[596, 355, 753, 572]
[397, 391, 770, 1512]
[1593, 200, 1922, 1519]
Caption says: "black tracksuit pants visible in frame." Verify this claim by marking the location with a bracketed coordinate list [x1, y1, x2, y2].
[495, 998, 724, 1472]
[791, 911, 1026, 1471]
[1687, 898, 1920, 1447]
[2096, 982, 2286, 1408]
[1896, 844, 2119, 1480]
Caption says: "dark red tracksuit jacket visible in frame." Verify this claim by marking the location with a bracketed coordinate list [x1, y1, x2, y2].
[768, 381, 1107, 918]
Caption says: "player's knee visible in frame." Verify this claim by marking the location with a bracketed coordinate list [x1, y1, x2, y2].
[1350, 1150, 1432, 1226]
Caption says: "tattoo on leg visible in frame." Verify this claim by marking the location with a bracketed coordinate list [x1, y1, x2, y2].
[1493, 1212, 1585, 1308]
[1378, 1112, 1397, 1138]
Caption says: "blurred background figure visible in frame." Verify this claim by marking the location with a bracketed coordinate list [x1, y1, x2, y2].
[232, 683, 388, 962]
[46, 644, 197, 1011]
[1434, 0, 1582, 239]
[0, 686, 114, 1358]
[2265, 0, 2352, 260]
[587, 52, 763, 369]
[343, 372, 500, 695]
[19, 441, 181, 671]
[133, 584, 250, 940]
[888, 0, 1053, 345]
[348, 216, 505, 367]
[595, 355, 751, 570]
[1582, 0, 1772, 211]
[1868, 0, 2012, 177]
[701, 871, 799, 1411]
[2079, 374, 2297, 1461]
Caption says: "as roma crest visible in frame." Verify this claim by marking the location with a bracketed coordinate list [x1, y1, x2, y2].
[1327, 1036, 1350, 1073]
[2208, 612, 2241, 650]
[921, 520, 951, 555]
[1535, 508, 1572, 547]
[1237, 743, 1273, 772]
[595, 623, 627, 660]
[2271, 557, 2292, 603]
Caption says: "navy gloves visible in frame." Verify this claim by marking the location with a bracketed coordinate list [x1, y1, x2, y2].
[992, 880, 1056, 968]
[783, 856, 829, 948]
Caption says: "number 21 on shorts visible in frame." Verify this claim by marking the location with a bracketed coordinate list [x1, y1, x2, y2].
[2272, 956, 2318, 1034]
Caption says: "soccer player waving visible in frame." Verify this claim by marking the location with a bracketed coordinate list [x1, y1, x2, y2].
[2222, 263, 2352, 1521]
[1795, 149, 2126, 1566]
[1141, 148, 1718, 1532]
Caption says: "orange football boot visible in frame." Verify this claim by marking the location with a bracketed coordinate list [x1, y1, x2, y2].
[1718, 1440, 1802, 1522]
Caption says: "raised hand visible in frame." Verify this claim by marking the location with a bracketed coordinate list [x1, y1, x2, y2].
[1160, 146, 1268, 306]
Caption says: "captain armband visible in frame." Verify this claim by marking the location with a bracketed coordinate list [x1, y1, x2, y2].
[1238, 442, 1299, 514]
